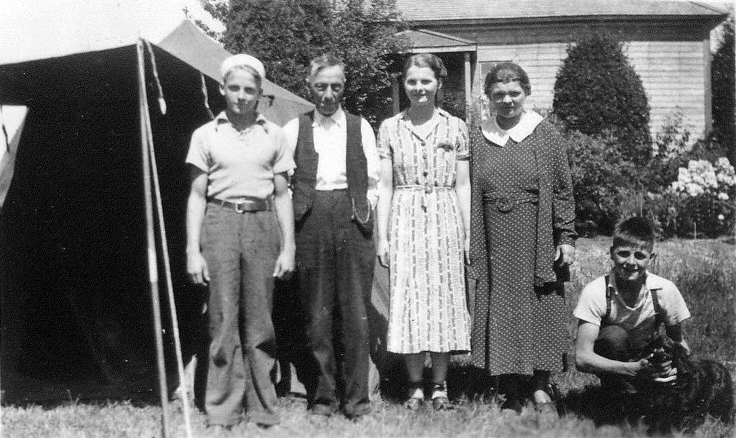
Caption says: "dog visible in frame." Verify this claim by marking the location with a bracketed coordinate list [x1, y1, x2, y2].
[632, 332, 734, 434]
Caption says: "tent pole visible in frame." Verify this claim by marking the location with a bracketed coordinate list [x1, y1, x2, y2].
[144, 84, 194, 438]
[137, 39, 171, 438]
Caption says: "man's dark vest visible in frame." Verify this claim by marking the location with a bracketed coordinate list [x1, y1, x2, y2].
[292, 110, 371, 226]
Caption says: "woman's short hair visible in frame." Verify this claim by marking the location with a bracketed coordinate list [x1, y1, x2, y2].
[483, 62, 531, 97]
[612, 217, 655, 250]
[402, 53, 448, 82]
[308, 54, 346, 81]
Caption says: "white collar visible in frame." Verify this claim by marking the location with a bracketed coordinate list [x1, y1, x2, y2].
[214, 111, 267, 131]
[313, 107, 345, 128]
[480, 111, 543, 146]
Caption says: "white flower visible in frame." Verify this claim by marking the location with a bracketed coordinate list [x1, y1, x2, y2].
[716, 157, 732, 169]
[717, 192, 729, 201]
[686, 182, 704, 197]
[718, 214, 725, 221]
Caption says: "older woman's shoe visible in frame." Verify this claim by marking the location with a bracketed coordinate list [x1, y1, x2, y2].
[533, 384, 560, 417]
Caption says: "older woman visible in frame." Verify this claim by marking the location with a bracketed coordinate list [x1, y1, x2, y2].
[376, 53, 471, 411]
[468, 62, 576, 413]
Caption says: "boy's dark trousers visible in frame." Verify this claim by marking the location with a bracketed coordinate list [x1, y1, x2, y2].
[201, 205, 281, 427]
[594, 324, 637, 393]
[295, 190, 375, 417]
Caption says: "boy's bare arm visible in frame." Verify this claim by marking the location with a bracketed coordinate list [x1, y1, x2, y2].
[272, 171, 295, 279]
[575, 321, 650, 377]
[186, 167, 210, 285]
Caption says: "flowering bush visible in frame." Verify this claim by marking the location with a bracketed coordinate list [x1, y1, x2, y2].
[668, 157, 736, 237]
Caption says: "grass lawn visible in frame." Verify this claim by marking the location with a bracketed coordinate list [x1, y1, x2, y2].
[2, 237, 734, 438]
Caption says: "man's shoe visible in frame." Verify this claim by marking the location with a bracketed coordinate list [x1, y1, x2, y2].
[310, 403, 334, 416]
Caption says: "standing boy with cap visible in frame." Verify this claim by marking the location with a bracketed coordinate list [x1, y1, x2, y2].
[186, 54, 295, 429]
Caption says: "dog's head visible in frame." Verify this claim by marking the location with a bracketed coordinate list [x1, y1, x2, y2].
[648, 333, 674, 365]
[642, 331, 691, 378]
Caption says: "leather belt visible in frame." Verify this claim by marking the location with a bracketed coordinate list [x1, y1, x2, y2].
[208, 197, 271, 213]
[483, 193, 538, 213]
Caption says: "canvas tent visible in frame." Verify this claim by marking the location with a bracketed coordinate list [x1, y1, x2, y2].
[0, 1, 313, 402]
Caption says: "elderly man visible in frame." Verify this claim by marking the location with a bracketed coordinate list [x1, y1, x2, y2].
[186, 54, 295, 429]
[283, 54, 380, 419]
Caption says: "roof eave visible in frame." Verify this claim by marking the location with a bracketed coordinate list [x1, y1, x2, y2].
[404, 13, 728, 28]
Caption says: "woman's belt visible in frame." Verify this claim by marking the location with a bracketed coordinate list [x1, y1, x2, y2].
[395, 184, 452, 194]
[208, 196, 271, 213]
[395, 184, 452, 209]
[483, 192, 538, 213]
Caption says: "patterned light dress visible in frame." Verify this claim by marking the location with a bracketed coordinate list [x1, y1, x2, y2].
[377, 109, 471, 354]
[468, 111, 576, 375]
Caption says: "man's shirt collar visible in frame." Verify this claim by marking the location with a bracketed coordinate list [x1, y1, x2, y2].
[313, 107, 345, 128]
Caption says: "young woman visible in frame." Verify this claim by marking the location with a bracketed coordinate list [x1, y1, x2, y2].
[376, 53, 471, 411]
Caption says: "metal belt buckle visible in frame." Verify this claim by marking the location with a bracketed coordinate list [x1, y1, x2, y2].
[234, 200, 254, 213]
[496, 196, 513, 213]
[424, 183, 434, 194]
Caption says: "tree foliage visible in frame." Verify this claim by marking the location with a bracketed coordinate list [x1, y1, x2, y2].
[711, 16, 735, 163]
[222, 0, 407, 124]
[553, 33, 651, 163]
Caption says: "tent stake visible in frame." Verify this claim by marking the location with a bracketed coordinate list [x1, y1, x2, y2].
[137, 39, 171, 438]
[144, 68, 194, 438]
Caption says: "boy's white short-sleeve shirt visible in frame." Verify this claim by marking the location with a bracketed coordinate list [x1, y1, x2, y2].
[574, 272, 691, 349]
[186, 112, 295, 201]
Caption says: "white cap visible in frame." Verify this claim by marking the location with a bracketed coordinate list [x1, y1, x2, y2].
[220, 54, 266, 82]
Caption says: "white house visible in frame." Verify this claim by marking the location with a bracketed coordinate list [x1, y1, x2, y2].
[395, 0, 729, 137]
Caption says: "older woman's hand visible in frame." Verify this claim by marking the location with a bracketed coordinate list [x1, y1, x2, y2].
[554, 244, 575, 267]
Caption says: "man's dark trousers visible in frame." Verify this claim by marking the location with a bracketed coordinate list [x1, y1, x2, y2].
[296, 189, 375, 417]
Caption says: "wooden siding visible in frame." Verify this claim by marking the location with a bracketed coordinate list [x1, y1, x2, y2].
[427, 19, 713, 46]
[474, 40, 709, 137]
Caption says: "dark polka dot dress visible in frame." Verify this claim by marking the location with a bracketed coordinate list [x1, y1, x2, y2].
[468, 113, 574, 376]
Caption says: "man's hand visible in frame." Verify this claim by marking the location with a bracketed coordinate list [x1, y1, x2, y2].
[464, 234, 470, 265]
[187, 251, 210, 286]
[273, 250, 295, 280]
[377, 238, 389, 268]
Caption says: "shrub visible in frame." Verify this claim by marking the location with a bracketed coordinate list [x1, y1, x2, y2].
[553, 32, 651, 163]
[711, 16, 735, 161]
[544, 115, 634, 234]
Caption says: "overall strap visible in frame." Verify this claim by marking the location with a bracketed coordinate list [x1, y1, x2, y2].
[603, 275, 612, 325]
[651, 288, 664, 329]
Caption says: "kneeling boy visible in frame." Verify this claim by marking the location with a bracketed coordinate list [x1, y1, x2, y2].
[574, 217, 691, 392]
